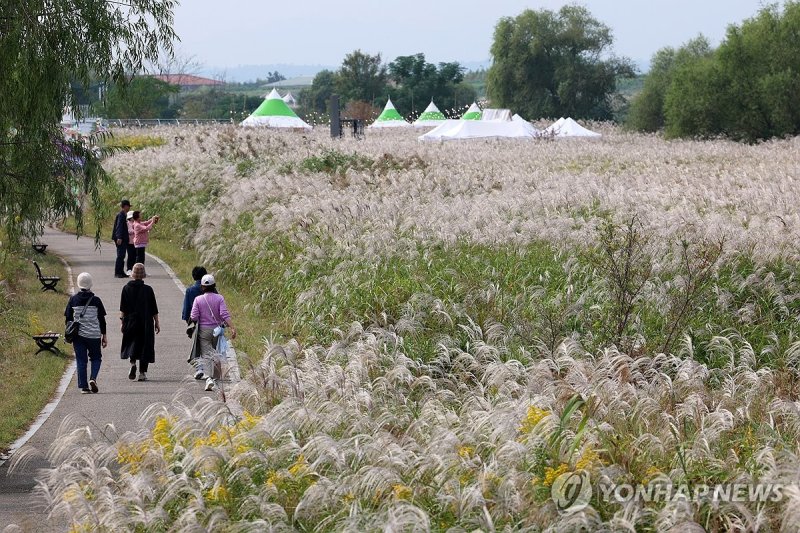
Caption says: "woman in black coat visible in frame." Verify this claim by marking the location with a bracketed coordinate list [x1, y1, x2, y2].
[120, 262, 160, 381]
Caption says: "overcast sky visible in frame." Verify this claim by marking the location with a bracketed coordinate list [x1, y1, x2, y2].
[174, 0, 766, 73]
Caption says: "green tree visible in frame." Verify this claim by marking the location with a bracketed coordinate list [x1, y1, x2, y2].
[487, 6, 633, 120]
[387, 54, 476, 116]
[714, 2, 800, 141]
[178, 90, 263, 121]
[659, 2, 800, 141]
[300, 69, 337, 114]
[664, 57, 729, 138]
[627, 37, 713, 132]
[335, 50, 388, 106]
[104, 77, 179, 119]
[0, 1, 177, 243]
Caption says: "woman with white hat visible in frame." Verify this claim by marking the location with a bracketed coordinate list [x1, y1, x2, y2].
[189, 274, 236, 391]
[64, 272, 108, 393]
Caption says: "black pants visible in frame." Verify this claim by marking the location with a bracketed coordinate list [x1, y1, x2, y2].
[126, 244, 137, 271]
[115, 242, 128, 276]
[135, 247, 146, 264]
[131, 358, 149, 373]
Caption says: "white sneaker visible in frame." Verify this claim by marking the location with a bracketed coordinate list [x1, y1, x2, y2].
[194, 370, 205, 380]
[126, 270, 132, 276]
[204, 377, 215, 391]
[138, 372, 147, 381]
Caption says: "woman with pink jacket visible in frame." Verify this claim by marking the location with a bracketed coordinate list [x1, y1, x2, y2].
[131, 210, 159, 264]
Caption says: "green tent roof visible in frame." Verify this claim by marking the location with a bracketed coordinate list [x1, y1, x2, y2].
[250, 89, 300, 118]
[417, 101, 446, 121]
[374, 98, 406, 122]
[461, 102, 482, 120]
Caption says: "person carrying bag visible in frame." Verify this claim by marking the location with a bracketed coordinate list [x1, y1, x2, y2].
[189, 274, 236, 392]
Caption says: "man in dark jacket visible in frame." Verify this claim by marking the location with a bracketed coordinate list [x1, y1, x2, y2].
[182, 266, 207, 380]
[112, 199, 131, 278]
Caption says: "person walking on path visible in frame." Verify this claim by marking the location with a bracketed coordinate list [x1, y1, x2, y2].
[190, 274, 236, 392]
[131, 210, 159, 265]
[120, 263, 160, 381]
[112, 199, 131, 278]
[183, 266, 207, 380]
[64, 272, 108, 393]
[125, 210, 136, 275]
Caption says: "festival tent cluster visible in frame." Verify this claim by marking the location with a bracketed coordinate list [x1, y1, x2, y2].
[241, 89, 312, 130]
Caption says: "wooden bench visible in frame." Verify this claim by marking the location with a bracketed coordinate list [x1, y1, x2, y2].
[33, 261, 60, 292]
[32, 332, 61, 354]
[32, 243, 48, 254]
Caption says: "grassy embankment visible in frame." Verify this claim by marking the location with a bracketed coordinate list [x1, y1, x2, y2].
[0, 241, 70, 450]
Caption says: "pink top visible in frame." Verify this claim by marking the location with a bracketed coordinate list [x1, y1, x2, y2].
[133, 218, 156, 247]
[190, 292, 232, 328]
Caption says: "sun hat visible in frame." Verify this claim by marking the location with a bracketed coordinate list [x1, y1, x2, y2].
[126, 211, 134, 220]
[201, 274, 216, 286]
[77, 272, 93, 290]
[120, 199, 131, 207]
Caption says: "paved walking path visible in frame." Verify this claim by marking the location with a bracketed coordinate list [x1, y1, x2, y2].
[0, 228, 231, 531]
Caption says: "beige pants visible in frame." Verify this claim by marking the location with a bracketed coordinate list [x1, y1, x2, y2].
[198, 327, 222, 379]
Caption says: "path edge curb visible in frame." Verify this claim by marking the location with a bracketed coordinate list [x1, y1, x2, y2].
[0, 254, 76, 467]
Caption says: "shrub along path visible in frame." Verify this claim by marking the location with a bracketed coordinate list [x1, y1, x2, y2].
[0, 228, 222, 530]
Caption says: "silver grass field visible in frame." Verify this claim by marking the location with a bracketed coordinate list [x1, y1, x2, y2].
[31, 125, 800, 532]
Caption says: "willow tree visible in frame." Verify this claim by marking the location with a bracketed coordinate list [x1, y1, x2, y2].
[487, 6, 633, 120]
[0, 1, 177, 244]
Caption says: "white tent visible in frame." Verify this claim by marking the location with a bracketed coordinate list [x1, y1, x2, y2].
[282, 91, 297, 108]
[368, 98, 412, 128]
[544, 117, 601, 137]
[241, 89, 312, 130]
[412, 101, 446, 127]
[419, 117, 539, 141]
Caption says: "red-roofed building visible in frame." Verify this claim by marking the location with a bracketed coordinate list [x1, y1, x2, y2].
[149, 74, 225, 90]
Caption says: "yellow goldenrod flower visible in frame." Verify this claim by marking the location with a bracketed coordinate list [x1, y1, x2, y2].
[393, 483, 412, 500]
[543, 463, 569, 486]
[642, 465, 662, 484]
[458, 445, 474, 459]
[575, 447, 601, 471]
[288, 454, 310, 476]
[519, 406, 550, 434]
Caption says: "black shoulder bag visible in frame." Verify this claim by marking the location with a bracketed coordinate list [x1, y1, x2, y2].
[65, 299, 91, 344]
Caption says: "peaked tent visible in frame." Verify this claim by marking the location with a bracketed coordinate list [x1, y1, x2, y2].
[419, 118, 539, 141]
[368, 98, 411, 128]
[544, 117, 600, 137]
[241, 89, 311, 130]
[461, 102, 482, 120]
[282, 91, 297, 108]
[412, 101, 446, 127]
[481, 109, 512, 122]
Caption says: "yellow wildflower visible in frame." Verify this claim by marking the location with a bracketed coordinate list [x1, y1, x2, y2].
[288, 454, 310, 476]
[152, 416, 174, 453]
[519, 406, 550, 434]
[543, 463, 569, 486]
[266, 471, 283, 487]
[642, 466, 662, 484]
[458, 445, 474, 459]
[575, 447, 601, 471]
[205, 484, 229, 502]
[393, 484, 412, 500]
